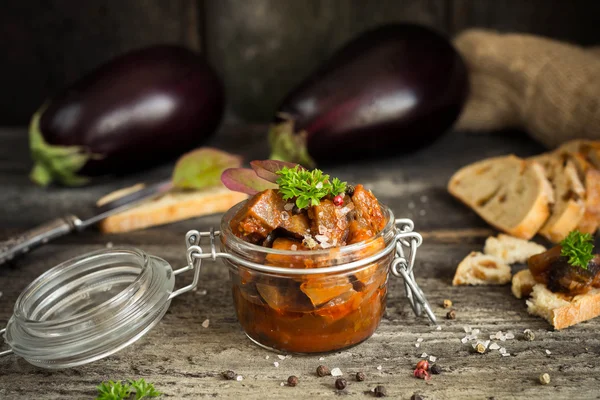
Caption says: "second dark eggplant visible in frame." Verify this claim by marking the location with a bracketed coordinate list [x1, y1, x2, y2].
[268, 23, 469, 166]
[30, 45, 224, 186]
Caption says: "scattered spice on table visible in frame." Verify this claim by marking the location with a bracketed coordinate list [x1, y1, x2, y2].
[523, 329, 536, 341]
[287, 376, 298, 387]
[335, 378, 347, 390]
[201, 319, 210, 328]
[356, 371, 366, 381]
[446, 309, 456, 319]
[430, 364, 442, 374]
[222, 370, 236, 380]
[414, 368, 431, 380]
[416, 360, 429, 371]
[539, 373, 551, 385]
[475, 343, 486, 354]
[373, 385, 387, 397]
[411, 394, 424, 400]
[443, 299, 453, 308]
[317, 365, 330, 377]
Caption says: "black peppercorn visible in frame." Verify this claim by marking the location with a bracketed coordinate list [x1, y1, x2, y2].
[316, 365, 330, 377]
[356, 371, 366, 381]
[346, 185, 355, 196]
[374, 385, 387, 397]
[222, 370, 236, 380]
[287, 375, 299, 387]
[335, 378, 347, 390]
[430, 364, 442, 375]
[446, 309, 456, 319]
[410, 394, 423, 400]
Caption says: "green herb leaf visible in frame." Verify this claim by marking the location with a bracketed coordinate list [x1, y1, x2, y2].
[129, 378, 162, 399]
[560, 230, 594, 270]
[96, 380, 131, 400]
[172, 147, 243, 190]
[276, 166, 347, 209]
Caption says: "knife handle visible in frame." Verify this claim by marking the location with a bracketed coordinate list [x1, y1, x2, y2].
[0, 215, 82, 266]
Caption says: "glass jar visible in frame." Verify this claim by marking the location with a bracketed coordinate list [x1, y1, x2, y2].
[3, 248, 174, 369]
[220, 202, 400, 353]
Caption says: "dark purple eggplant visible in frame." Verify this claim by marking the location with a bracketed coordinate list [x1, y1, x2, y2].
[29, 45, 224, 186]
[268, 24, 469, 167]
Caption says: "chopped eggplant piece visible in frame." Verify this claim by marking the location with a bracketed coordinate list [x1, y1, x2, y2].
[265, 237, 308, 268]
[280, 212, 311, 238]
[230, 189, 286, 243]
[351, 184, 386, 232]
[300, 276, 354, 307]
[308, 199, 349, 247]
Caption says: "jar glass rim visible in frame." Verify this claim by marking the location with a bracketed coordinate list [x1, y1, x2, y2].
[13, 247, 150, 325]
[220, 201, 395, 256]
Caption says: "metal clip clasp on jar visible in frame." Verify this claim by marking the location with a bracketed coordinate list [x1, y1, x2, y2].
[180, 220, 438, 326]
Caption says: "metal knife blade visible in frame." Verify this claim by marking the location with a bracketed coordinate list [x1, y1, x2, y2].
[79, 180, 174, 228]
[0, 179, 173, 265]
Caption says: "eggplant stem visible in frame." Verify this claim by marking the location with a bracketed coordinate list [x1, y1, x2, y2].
[268, 120, 316, 168]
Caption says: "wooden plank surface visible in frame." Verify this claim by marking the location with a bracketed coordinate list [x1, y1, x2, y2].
[0, 0, 201, 125]
[204, 0, 450, 122]
[1, 127, 600, 399]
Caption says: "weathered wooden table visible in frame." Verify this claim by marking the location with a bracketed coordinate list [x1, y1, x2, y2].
[0, 126, 598, 399]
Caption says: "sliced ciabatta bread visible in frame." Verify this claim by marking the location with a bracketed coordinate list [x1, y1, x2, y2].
[448, 155, 554, 240]
[512, 269, 600, 329]
[531, 153, 586, 242]
[483, 234, 546, 264]
[453, 251, 512, 286]
[511, 269, 538, 299]
[97, 185, 248, 233]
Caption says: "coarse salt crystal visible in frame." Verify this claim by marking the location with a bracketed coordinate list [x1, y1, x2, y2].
[284, 203, 294, 211]
[315, 234, 329, 243]
[505, 332, 515, 340]
[436, 326, 442, 331]
[489, 334, 497, 340]
[331, 368, 343, 376]
[265, 355, 270, 360]
[500, 336, 506, 342]
[319, 357, 325, 361]
[545, 349, 552, 355]
[502, 353, 511, 357]
[419, 210, 426, 216]
[489, 343, 500, 350]
[106, 242, 113, 249]
[236, 375, 243, 381]
[280, 382, 285, 386]
[421, 353, 428, 358]
[484, 340, 490, 349]
[286, 355, 292, 359]
[202, 319, 210, 328]
[429, 356, 437, 362]
[472, 329, 480, 335]
[499, 347, 506, 354]
[417, 338, 424, 343]
[290, 245, 297, 251]
[461, 337, 469, 344]
[377, 365, 383, 371]
[464, 326, 472, 333]
[278, 355, 286, 360]
[197, 289, 207, 295]
[415, 343, 420, 348]
[280, 212, 290, 221]
[274, 362, 279, 367]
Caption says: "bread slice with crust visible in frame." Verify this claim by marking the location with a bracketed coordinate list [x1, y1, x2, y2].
[448, 155, 554, 240]
[453, 251, 512, 286]
[530, 153, 586, 242]
[97, 184, 248, 233]
[512, 269, 600, 329]
[483, 234, 546, 264]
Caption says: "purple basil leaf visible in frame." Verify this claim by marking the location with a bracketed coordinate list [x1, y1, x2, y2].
[250, 159, 302, 183]
[221, 168, 278, 195]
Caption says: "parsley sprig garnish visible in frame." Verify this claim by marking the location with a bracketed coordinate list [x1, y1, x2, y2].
[96, 378, 161, 400]
[276, 166, 346, 209]
[560, 230, 594, 270]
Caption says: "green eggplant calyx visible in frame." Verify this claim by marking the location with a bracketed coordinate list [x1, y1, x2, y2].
[28, 107, 100, 187]
[268, 119, 316, 168]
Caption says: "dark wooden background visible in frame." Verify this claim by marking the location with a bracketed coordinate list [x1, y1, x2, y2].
[1, 0, 600, 125]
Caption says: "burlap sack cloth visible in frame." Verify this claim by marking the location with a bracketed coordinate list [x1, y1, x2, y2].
[454, 29, 600, 148]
